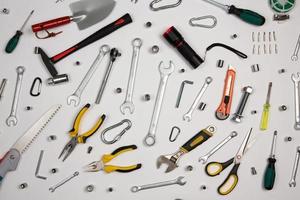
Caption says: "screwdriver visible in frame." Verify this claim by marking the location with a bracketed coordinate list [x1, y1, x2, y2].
[260, 82, 272, 131]
[202, 0, 265, 26]
[5, 10, 34, 53]
[263, 130, 277, 190]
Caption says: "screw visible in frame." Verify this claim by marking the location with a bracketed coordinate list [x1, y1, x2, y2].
[19, 183, 28, 189]
[251, 64, 260, 72]
[279, 105, 287, 111]
[285, 136, 293, 142]
[251, 167, 257, 175]
[115, 88, 122, 94]
[199, 102, 207, 111]
[86, 185, 94, 192]
[151, 45, 159, 54]
[144, 94, 151, 101]
[87, 146, 93, 154]
[145, 22, 152, 28]
[185, 165, 193, 172]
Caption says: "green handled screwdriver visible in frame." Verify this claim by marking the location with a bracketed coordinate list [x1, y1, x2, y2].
[202, 0, 265, 26]
[5, 10, 34, 53]
[264, 130, 277, 190]
[260, 82, 272, 131]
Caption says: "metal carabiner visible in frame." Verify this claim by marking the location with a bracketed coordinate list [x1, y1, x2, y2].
[30, 77, 42, 97]
[169, 126, 180, 142]
[100, 119, 132, 144]
[189, 15, 217, 29]
[150, 0, 182, 11]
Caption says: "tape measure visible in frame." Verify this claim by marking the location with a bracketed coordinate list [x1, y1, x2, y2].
[269, 0, 296, 13]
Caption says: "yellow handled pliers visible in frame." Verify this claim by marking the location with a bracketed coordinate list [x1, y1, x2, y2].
[84, 145, 142, 173]
[59, 103, 106, 161]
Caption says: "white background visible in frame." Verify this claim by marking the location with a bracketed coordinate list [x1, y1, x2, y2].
[0, 0, 300, 199]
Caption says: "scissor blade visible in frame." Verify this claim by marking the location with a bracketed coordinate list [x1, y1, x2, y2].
[234, 128, 253, 163]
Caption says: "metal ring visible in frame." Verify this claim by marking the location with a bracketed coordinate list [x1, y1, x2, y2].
[189, 15, 217, 28]
[169, 126, 180, 142]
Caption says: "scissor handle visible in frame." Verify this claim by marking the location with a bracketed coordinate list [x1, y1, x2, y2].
[205, 158, 234, 177]
[218, 163, 240, 195]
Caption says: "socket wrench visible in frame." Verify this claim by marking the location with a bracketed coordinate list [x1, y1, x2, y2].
[6, 66, 25, 127]
[289, 146, 300, 187]
[183, 76, 212, 122]
[120, 38, 143, 114]
[291, 73, 300, 130]
[144, 61, 174, 146]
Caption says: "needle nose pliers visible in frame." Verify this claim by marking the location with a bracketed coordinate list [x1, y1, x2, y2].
[84, 145, 142, 173]
[59, 103, 106, 161]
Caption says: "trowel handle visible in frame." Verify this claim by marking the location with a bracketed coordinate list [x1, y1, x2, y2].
[51, 13, 132, 63]
[31, 16, 71, 32]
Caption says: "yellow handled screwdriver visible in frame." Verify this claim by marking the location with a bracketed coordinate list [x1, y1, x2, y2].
[260, 82, 272, 130]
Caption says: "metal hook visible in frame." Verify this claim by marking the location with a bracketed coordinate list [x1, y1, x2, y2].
[100, 119, 132, 144]
[150, 0, 182, 11]
[189, 15, 217, 28]
[169, 126, 180, 142]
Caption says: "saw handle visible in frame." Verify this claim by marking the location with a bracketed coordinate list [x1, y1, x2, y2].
[0, 149, 21, 184]
[31, 16, 71, 33]
[51, 13, 132, 63]
[181, 128, 213, 152]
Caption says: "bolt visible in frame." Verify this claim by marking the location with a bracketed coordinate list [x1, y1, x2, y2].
[115, 88, 122, 94]
[185, 165, 193, 172]
[87, 146, 93, 154]
[145, 22, 152, 28]
[86, 185, 94, 192]
[151, 45, 159, 54]
[19, 183, 28, 189]
[279, 105, 287, 111]
[144, 94, 151, 101]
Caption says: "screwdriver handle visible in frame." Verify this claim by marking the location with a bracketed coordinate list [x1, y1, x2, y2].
[264, 158, 276, 190]
[228, 5, 265, 26]
[5, 31, 22, 53]
[260, 103, 270, 130]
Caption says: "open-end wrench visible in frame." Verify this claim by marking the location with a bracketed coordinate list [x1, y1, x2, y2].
[292, 73, 300, 130]
[120, 38, 143, 114]
[183, 76, 213, 122]
[67, 45, 110, 107]
[289, 146, 300, 187]
[6, 66, 25, 127]
[49, 171, 79, 192]
[131, 176, 186, 193]
[291, 34, 300, 61]
[144, 61, 175, 146]
[199, 131, 238, 164]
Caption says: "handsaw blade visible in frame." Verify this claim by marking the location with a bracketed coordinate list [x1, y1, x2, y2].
[12, 104, 62, 154]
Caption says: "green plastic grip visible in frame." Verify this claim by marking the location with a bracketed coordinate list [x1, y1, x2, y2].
[228, 5, 265, 26]
[5, 31, 22, 53]
[264, 158, 276, 190]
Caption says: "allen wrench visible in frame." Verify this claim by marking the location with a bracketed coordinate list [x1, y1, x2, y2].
[35, 150, 47, 180]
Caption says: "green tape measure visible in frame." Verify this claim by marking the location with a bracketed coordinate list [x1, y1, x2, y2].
[269, 0, 296, 13]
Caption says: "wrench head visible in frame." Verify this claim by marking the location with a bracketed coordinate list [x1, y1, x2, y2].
[291, 73, 300, 82]
[289, 179, 296, 187]
[294, 122, 300, 130]
[6, 115, 17, 127]
[16, 66, 25, 74]
[157, 154, 178, 173]
[120, 101, 135, 115]
[291, 55, 298, 61]
[67, 95, 80, 107]
[176, 176, 187, 186]
[132, 38, 143, 47]
[183, 113, 192, 122]
[158, 61, 175, 76]
[198, 155, 209, 164]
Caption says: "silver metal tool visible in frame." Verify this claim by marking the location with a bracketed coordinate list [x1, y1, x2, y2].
[0, 78, 7, 101]
[232, 86, 253, 123]
[292, 73, 300, 130]
[183, 76, 213, 122]
[131, 176, 186, 192]
[120, 38, 143, 114]
[49, 171, 79, 192]
[150, 0, 182, 11]
[6, 66, 25, 127]
[175, 80, 194, 108]
[144, 61, 175, 146]
[199, 131, 237, 164]
[35, 150, 47, 180]
[189, 15, 217, 28]
[67, 45, 110, 107]
[95, 48, 121, 104]
[100, 119, 132, 144]
[291, 34, 300, 61]
[289, 146, 300, 187]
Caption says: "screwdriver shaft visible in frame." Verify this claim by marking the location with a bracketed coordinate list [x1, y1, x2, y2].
[20, 10, 34, 31]
[270, 131, 277, 158]
[202, 0, 228, 11]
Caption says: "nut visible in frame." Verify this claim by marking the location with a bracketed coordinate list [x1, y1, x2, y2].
[75, 61, 81, 66]
[50, 168, 58, 174]
[231, 34, 238, 39]
[279, 105, 287, 111]
[185, 165, 193, 172]
[115, 88, 122, 94]
[144, 94, 151, 101]
[217, 60, 224, 68]
[47, 135, 57, 141]
[278, 69, 286, 74]
[2, 8, 9, 14]
[151, 45, 159, 54]
[86, 185, 94, 192]
[180, 68, 185, 73]
[251, 167, 257, 175]
[251, 110, 257, 115]
[25, 106, 33, 111]
[107, 187, 114, 192]
[145, 22, 152, 28]
[200, 185, 207, 190]
[19, 183, 28, 189]
[285, 136, 292, 142]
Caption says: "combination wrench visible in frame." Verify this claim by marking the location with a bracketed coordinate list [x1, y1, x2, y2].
[131, 176, 186, 192]
[49, 171, 79, 192]
[144, 61, 174, 146]
[67, 45, 110, 107]
[289, 146, 300, 187]
[183, 76, 213, 122]
[291, 73, 300, 130]
[120, 38, 143, 114]
[6, 66, 25, 127]
[199, 131, 238, 164]
[291, 34, 300, 61]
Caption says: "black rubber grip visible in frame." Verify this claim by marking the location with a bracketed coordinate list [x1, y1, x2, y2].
[181, 129, 213, 152]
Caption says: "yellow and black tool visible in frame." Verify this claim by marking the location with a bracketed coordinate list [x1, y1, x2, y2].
[260, 82, 273, 131]
[84, 145, 142, 173]
[58, 103, 106, 161]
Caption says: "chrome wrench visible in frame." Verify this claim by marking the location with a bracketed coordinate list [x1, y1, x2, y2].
[67, 45, 110, 107]
[144, 61, 175, 146]
[183, 76, 213, 122]
[292, 73, 300, 130]
[120, 38, 143, 114]
[6, 66, 25, 127]
[49, 171, 79, 192]
[131, 176, 186, 193]
[199, 131, 238, 164]
[291, 34, 300, 61]
[289, 146, 300, 187]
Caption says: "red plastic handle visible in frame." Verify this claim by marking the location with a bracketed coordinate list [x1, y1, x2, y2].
[31, 16, 71, 32]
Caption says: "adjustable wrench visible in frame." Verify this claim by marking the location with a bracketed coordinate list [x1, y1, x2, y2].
[183, 76, 212, 122]
[292, 73, 300, 130]
[6, 66, 25, 127]
[120, 38, 143, 114]
[144, 61, 174, 146]
[199, 131, 237, 164]
[289, 146, 300, 187]
[67, 45, 110, 107]
[131, 176, 186, 193]
[291, 34, 300, 61]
